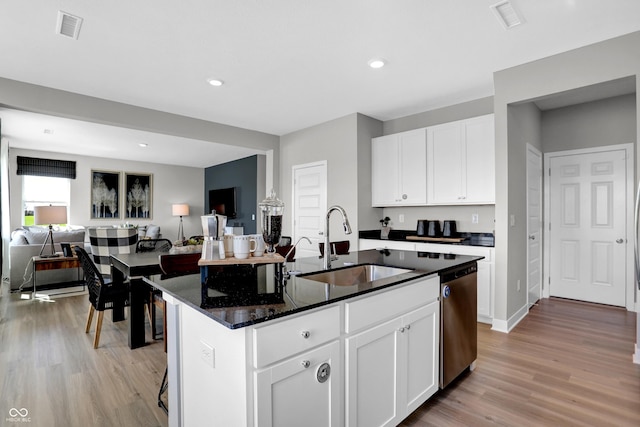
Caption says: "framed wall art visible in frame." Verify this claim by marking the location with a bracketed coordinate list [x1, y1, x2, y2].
[91, 170, 121, 219]
[124, 172, 153, 219]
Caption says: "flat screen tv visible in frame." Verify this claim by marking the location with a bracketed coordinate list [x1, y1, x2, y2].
[209, 187, 237, 218]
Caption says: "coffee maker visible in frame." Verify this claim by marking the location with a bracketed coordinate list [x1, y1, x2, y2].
[201, 212, 227, 240]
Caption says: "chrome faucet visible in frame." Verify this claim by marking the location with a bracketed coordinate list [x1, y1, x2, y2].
[282, 236, 312, 280]
[322, 205, 352, 270]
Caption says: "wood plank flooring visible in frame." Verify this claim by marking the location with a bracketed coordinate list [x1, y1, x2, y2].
[1, 282, 638, 427]
[0, 284, 168, 427]
[401, 298, 640, 427]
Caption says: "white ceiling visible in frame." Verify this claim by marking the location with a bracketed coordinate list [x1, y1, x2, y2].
[1, 1, 640, 167]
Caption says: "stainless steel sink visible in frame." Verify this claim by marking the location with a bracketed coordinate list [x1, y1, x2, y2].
[300, 264, 413, 286]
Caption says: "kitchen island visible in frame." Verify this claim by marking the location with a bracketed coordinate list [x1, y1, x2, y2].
[147, 249, 482, 427]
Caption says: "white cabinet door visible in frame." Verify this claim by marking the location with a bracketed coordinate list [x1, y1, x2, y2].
[255, 340, 341, 427]
[427, 121, 464, 204]
[464, 115, 495, 204]
[476, 261, 492, 322]
[346, 317, 402, 427]
[427, 114, 495, 205]
[399, 128, 427, 205]
[372, 128, 427, 207]
[372, 134, 401, 206]
[345, 302, 439, 427]
[402, 303, 439, 415]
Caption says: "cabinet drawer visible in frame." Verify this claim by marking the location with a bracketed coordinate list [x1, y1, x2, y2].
[345, 276, 439, 334]
[253, 306, 340, 368]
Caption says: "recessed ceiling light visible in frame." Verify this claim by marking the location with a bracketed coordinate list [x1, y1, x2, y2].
[368, 59, 386, 69]
[43, 129, 54, 134]
[139, 143, 148, 148]
[207, 78, 224, 87]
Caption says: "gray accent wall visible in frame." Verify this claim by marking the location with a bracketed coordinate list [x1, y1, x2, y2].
[204, 155, 265, 235]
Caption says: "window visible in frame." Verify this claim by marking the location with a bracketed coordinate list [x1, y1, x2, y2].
[22, 175, 70, 225]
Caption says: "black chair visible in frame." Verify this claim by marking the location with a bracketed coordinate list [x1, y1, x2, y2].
[319, 240, 350, 256]
[136, 238, 173, 253]
[75, 246, 129, 349]
[136, 239, 173, 341]
[156, 252, 201, 415]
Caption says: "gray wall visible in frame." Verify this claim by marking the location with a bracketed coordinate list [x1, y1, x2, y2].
[493, 31, 640, 328]
[280, 113, 363, 248]
[8, 148, 204, 240]
[356, 114, 383, 231]
[380, 96, 496, 234]
[204, 155, 265, 235]
[542, 94, 637, 153]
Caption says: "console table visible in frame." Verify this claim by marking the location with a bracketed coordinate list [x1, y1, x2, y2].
[31, 254, 83, 299]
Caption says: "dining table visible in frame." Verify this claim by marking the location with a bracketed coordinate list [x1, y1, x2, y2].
[110, 252, 165, 349]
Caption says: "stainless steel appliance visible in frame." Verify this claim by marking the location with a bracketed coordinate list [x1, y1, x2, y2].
[440, 263, 477, 388]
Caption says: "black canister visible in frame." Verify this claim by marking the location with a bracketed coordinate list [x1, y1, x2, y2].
[442, 220, 457, 238]
[426, 220, 441, 238]
[416, 220, 428, 237]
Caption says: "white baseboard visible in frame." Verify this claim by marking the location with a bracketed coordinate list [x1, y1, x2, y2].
[491, 304, 528, 334]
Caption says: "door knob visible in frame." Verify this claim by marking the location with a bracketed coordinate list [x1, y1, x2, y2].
[616, 238, 624, 244]
[529, 235, 535, 240]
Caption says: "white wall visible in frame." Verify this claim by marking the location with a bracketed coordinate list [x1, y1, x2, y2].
[8, 148, 204, 240]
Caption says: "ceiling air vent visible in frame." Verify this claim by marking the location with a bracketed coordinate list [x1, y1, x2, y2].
[56, 11, 83, 39]
[490, 1, 523, 29]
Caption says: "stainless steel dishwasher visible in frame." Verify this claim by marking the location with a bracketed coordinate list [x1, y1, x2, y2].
[440, 262, 478, 388]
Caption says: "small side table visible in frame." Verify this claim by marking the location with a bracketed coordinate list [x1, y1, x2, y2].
[32, 254, 83, 299]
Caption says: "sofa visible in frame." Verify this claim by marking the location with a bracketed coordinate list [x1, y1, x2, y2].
[9, 226, 88, 291]
[9, 224, 162, 291]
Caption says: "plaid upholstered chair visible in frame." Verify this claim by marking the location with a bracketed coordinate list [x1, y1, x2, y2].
[87, 227, 138, 277]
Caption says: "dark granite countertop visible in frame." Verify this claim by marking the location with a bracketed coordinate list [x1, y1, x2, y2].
[144, 249, 482, 330]
[359, 229, 495, 247]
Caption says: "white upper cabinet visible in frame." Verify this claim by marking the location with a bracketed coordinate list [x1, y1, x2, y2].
[427, 114, 495, 205]
[372, 128, 427, 207]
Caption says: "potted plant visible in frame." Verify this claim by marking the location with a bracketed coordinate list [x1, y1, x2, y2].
[380, 216, 391, 239]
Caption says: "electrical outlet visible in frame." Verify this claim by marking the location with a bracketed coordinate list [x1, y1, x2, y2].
[510, 214, 516, 227]
[471, 213, 479, 224]
[200, 340, 215, 368]
[399, 214, 405, 223]
[517, 279, 521, 292]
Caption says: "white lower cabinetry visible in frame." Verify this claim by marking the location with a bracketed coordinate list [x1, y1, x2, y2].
[345, 277, 440, 427]
[359, 239, 494, 323]
[255, 340, 341, 427]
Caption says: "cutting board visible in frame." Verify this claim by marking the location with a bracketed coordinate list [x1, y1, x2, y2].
[406, 236, 465, 243]
[198, 253, 285, 266]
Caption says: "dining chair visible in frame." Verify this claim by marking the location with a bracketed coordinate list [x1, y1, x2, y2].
[136, 238, 173, 253]
[74, 246, 129, 348]
[319, 240, 350, 256]
[156, 252, 201, 415]
[87, 227, 138, 277]
[136, 239, 173, 341]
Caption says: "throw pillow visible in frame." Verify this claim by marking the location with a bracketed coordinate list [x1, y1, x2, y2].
[146, 224, 160, 239]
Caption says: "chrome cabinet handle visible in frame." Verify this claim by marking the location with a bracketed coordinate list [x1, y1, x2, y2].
[402, 194, 407, 200]
[405, 324, 410, 330]
[301, 360, 310, 368]
[399, 327, 405, 333]
[301, 330, 310, 339]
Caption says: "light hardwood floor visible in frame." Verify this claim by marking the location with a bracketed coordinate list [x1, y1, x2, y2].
[1, 283, 638, 427]
[401, 298, 640, 427]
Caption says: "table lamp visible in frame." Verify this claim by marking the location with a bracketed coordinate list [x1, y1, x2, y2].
[34, 205, 68, 257]
[172, 203, 189, 241]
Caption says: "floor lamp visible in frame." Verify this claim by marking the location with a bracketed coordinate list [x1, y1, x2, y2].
[34, 205, 68, 258]
[172, 204, 189, 242]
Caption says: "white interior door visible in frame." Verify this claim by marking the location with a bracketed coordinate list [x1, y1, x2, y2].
[548, 149, 626, 306]
[526, 145, 543, 308]
[292, 162, 327, 259]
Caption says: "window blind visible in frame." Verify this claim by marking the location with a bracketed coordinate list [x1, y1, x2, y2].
[16, 156, 76, 179]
